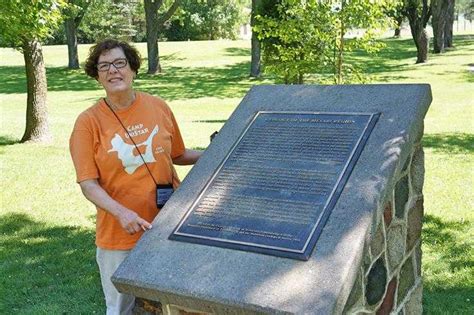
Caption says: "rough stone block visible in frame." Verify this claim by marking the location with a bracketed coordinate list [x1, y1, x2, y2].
[371, 221, 385, 258]
[376, 277, 397, 315]
[365, 258, 387, 306]
[383, 200, 393, 227]
[387, 223, 406, 273]
[406, 198, 424, 252]
[364, 246, 373, 276]
[401, 156, 410, 175]
[397, 256, 415, 304]
[414, 120, 424, 145]
[404, 281, 423, 315]
[133, 298, 162, 315]
[410, 146, 425, 198]
[395, 176, 409, 219]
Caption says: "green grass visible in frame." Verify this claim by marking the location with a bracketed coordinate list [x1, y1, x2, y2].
[1, 35, 473, 314]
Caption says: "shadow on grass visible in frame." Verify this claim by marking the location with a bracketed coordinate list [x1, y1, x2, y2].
[0, 213, 103, 314]
[0, 66, 101, 94]
[0, 66, 27, 93]
[0, 61, 256, 100]
[423, 287, 474, 314]
[136, 61, 257, 101]
[224, 47, 251, 56]
[142, 52, 185, 64]
[344, 37, 416, 80]
[0, 135, 20, 146]
[464, 63, 474, 83]
[422, 133, 474, 154]
[346, 34, 474, 81]
[422, 214, 474, 312]
[423, 214, 473, 271]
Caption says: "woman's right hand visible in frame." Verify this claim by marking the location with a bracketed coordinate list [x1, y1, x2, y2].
[79, 179, 153, 235]
[117, 208, 153, 235]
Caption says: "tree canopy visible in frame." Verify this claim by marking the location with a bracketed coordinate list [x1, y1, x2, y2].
[0, 0, 65, 48]
[36, 0, 249, 45]
[76, 0, 145, 43]
[164, 0, 247, 40]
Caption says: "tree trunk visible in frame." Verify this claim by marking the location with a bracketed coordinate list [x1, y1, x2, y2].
[415, 29, 429, 63]
[405, 1, 431, 63]
[394, 27, 401, 37]
[394, 16, 403, 37]
[250, 0, 261, 77]
[144, 0, 161, 74]
[65, 18, 80, 69]
[431, 0, 448, 53]
[444, 0, 455, 48]
[336, 20, 345, 84]
[250, 33, 261, 77]
[144, 0, 180, 74]
[21, 39, 51, 143]
[408, 20, 429, 63]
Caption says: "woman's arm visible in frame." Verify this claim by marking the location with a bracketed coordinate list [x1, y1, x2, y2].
[79, 179, 152, 234]
[172, 149, 203, 165]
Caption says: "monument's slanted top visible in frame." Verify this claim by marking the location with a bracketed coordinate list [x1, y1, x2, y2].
[113, 84, 432, 314]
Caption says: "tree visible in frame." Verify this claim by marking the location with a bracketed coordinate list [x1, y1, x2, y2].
[444, 0, 455, 48]
[255, 0, 319, 84]
[332, 0, 390, 84]
[0, 0, 65, 143]
[78, 0, 143, 43]
[255, 0, 339, 84]
[403, 0, 431, 63]
[431, 0, 450, 53]
[163, 0, 246, 40]
[144, 0, 181, 74]
[457, 0, 474, 22]
[250, 0, 262, 77]
[384, 1, 405, 37]
[63, 0, 91, 69]
[255, 0, 391, 84]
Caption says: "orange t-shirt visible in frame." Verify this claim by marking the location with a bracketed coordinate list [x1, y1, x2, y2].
[69, 92, 185, 250]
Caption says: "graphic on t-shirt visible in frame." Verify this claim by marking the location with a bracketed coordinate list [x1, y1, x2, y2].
[108, 125, 159, 174]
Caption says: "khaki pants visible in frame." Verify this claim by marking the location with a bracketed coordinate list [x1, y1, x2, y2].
[96, 247, 135, 315]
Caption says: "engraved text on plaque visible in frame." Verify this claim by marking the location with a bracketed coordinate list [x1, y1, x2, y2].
[170, 112, 379, 260]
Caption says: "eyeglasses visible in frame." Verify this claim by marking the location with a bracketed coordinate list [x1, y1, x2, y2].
[97, 58, 128, 72]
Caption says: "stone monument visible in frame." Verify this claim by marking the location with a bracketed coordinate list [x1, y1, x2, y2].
[113, 84, 431, 314]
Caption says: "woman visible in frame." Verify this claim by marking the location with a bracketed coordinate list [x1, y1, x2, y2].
[69, 39, 201, 314]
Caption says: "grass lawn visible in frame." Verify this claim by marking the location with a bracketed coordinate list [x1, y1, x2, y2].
[1, 35, 473, 314]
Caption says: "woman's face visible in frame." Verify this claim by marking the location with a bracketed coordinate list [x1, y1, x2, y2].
[96, 47, 135, 95]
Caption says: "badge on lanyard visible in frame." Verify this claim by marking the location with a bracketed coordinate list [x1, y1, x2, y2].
[156, 184, 174, 208]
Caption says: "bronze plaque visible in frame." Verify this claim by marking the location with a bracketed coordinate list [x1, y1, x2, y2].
[170, 112, 379, 260]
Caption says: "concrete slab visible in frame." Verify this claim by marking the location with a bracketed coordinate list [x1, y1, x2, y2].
[112, 84, 432, 314]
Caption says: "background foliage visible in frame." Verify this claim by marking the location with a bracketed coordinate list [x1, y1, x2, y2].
[43, 0, 249, 44]
[0, 0, 65, 48]
[163, 0, 248, 41]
